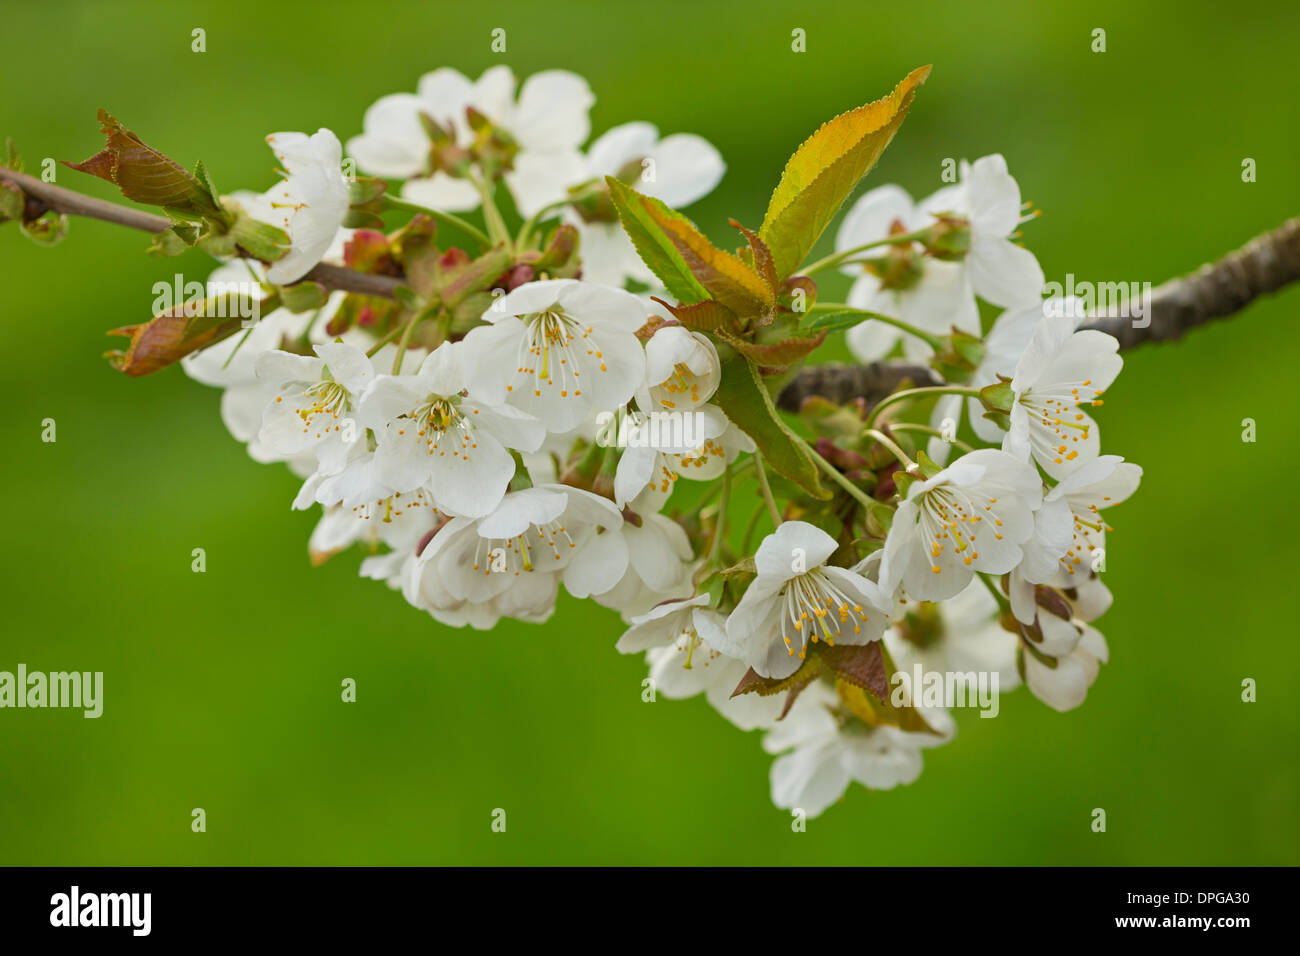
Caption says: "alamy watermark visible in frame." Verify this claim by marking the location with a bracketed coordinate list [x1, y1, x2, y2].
[1043, 274, 1152, 328]
[153, 274, 261, 327]
[50, 886, 150, 936]
[890, 664, 1000, 718]
[0, 664, 103, 717]
[594, 409, 709, 450]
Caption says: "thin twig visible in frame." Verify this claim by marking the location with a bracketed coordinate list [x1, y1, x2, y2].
[778, 216, 1300, 411]
[1, 167, 403, 299]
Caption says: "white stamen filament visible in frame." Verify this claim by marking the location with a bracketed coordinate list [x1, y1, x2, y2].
[780, 568, 869, 658]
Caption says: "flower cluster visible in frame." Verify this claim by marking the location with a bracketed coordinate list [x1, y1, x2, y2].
[115, 65, 1137, 817]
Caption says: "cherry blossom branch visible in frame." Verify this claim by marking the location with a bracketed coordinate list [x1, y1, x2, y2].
[6, 167, 1297, 400]
[778, 216, 1300, 411]
[1, 167, 403, 299]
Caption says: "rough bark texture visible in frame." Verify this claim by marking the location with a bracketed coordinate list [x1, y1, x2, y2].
[777, 217, 1300, 411]
[1077, 217, 1300, 347]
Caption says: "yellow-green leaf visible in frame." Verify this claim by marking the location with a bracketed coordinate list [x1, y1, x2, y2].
[606, 177, 709, 304]
[759, 65, 931, 279]
[608, 178, 774, 316]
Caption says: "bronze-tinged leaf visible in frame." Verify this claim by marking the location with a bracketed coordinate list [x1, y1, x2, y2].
[730, 654, 826, 698]
[717, 329, 826, 368]
[105, 292, 259, 376]
[730, 219, 780, 296]
[759, 66, 931, 279]
[820, 641, 889, 701]
[835, 679, 941, 735]
[65, 110, 223, 218]
[650, 296, 739, 333]
[608, 178, 773, 316]
[606, 177, 710, 304]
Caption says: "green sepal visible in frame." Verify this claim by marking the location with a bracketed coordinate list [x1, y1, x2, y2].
[979, 378, 1014, 414]
[278, 280, 329, 313]
[914, 448, 943, 479]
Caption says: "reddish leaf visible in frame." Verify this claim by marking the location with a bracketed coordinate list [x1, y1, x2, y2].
[820, 641, 889, 701]
[717, 329, 826, 368]
[650, 296, 739, 333]
[65, 110, 222, 218]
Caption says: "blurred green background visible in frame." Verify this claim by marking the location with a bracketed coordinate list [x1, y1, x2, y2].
[2, 0, 1297, 865]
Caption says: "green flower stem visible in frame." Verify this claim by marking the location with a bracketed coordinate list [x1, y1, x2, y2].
[805, 443, 878, 512]
[754, 456, 782, 526]
[740, 503, 766, 554]
[799, 229, 931, 276]
[391, 314, 424, 374]
[864, 385, 981, 431]
[862, 428, 916, 469]
[707, 463, 732, 563]
[466, 172, 512, 249]
[515, 185, 600, 248]
[365, 322, 407, 358]
[884, 422, 975, 455]
[977, 572, 1012, 612]
[382, 195, 491, 247]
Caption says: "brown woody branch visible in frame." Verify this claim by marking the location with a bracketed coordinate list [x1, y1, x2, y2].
[1, 167, 404, 299]
[777, 216, 1300, 411]
[5, 167, 1298, 401]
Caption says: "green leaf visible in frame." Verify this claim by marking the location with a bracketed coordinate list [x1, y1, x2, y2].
[798, 309, 870, 335]
[759, 65, 931, 279]
[606, 177, 709, 304]
[649, 209, 774, 315]
[609, 177, 779, 316]
[714, 348, 827, 499]
[5, 137, 24, 173]
[64, 110, 225, 220]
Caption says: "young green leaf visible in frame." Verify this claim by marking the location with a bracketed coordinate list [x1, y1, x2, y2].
[609, 178, 776, 316]
[714, 348, 828, 499]
[606, 177, 709, 304]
